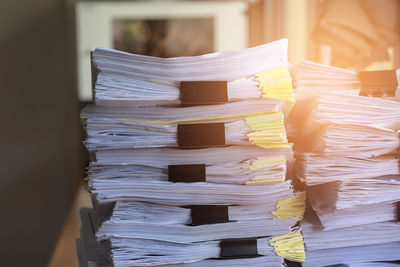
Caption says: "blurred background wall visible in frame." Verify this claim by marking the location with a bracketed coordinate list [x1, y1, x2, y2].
[0, 0, 81, 266]
[0, 0, 398, 266]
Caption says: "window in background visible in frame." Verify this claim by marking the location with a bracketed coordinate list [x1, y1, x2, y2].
[113, 18, 214, 57]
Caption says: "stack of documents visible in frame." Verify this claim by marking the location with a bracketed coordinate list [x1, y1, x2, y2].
[289, 61, 400, 265]
[89, 146, 293, 185]
[79, 40, 305, 267]
[294, 60, 400, 100]
[95, 197, 305, 266]
[81, 100, 289, 151]
[91, 39, 293, 106]
[300, 219, 400, 266]
[288, 93, 400, 139]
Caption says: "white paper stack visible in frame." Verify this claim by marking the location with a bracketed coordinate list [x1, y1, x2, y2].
[294, 60, 400, 100]
[81, 100, 289, 151]
[302, 221, 400, 266]
[89, 146, 293, 185]
[92, 39, 294, 107]
[288, 93, 400, 139]
[79, 40, 306, 267]
[289, 61, 400, 266]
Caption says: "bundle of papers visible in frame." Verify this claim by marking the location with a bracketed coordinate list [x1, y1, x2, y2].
[84, 190, 305, 266]
[303, 242, 400, 267]
[105, 231, 304, 266]
[85, 261, 400, 267]
[108, 197, 305, 225]
[79, 207, 303, 267]
[348, 263, 400, 267]
[307, 177, 400, 214]
[294, 60, 400, 99]
[91, 194, 304, 266]
[80, 40, 305, 267]
[289, 59, 400, 266]
[299, 218, 400, 266]
[82, 99, 281, 121]
[92, 39, 294, 106]
[89, 146, 292, 185]
[85, 256, 290, 267]
[82, 100, 288, 150]
[98, 218, 297, 244]
[294, 123, 399, 157]
[295, 153, 399, 186]
[315, 203, 397, 230]
[90, 180, 295, 206]
[289, 93, 400, 138]
[302, 221, 400, 251]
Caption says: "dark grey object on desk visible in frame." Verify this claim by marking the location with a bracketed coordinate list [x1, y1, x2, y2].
[0, 0, 81, 266]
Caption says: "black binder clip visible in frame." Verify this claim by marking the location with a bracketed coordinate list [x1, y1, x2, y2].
[284, 259, 303, 267]
[180, 81, 228, 107]
[358, 70, 398, 97]
[220, 238, 259, 259]
[191, 205, 229, 226]
[177, 123, 226, 148]
[168, 164, 206, 183]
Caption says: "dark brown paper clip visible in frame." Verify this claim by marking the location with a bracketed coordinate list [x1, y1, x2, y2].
[284, 259, 303, 267]
[168, 164, 206, 183]
[177, 123, 226, 148]
[191, 205, 229, 226]
[358, 70, 398, 97]
[180, 81, 228, 107]
[220, 238, 259, 259]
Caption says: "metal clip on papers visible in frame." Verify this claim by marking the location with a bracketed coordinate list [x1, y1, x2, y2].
[220, 238, 259, 259]
[168, 164, 206, 183]
[191, 205, 229, 226]
[359, 70, 398, 97]
[177, 123, 226, 148]
[180, 81, 228, 107]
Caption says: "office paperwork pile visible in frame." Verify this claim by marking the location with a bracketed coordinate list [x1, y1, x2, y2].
[78, 39, 305, 267]
[293, 60, 400, 100]
[92, 39, 294, 107]
[290, 60, 400, 266]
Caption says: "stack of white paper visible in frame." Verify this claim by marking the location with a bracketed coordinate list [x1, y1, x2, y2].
[303, 242, 400, 267]
[92, 39, 294, 106]
[87, 257, 285, 267]
[82, 101, 289, 151]
[289, 61, 400, 266]
[306, 176, 400, 210]
[299, 206, 400, 265]
[104, 230, 304, 266]
[302, 221, 400, 251]
[80, 41, 305, 267]
[288, 93, 400, 139]
[294, 60, 400, 100]
[89, 146, 293, 185]
[294, 123, 399, 157]
[295, 153, 399, 186]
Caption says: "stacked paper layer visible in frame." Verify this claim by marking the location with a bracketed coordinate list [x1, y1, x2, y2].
[92, 39, 294, 106]
[89, 146, 293, 185]
[301, 221, 400, 266]
[291, 61, 400, 265]
[81, 100, 290, 150]
[79, 40, 305, 267]
[294, 60, 400, 100]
